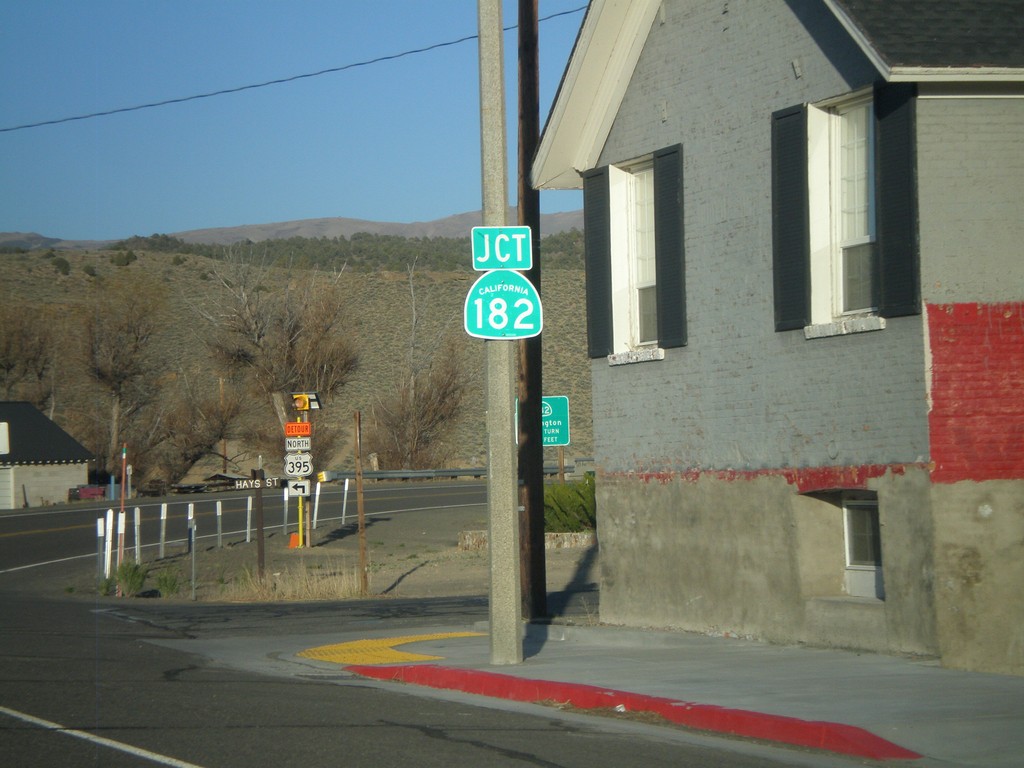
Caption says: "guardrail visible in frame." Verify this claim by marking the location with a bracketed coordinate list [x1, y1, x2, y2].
[317, 459, 593, 483]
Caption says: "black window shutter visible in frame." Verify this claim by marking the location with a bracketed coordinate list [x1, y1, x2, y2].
[654, 144, 686, 348]
[875, 83, 920, 317]
[771, 105, 810, 331]
[583, 167, 613, 358]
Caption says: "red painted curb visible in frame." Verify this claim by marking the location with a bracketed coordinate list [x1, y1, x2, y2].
[346, 663, 921, 761]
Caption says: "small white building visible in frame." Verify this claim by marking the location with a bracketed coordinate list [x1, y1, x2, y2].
[0, 402, 92, 509]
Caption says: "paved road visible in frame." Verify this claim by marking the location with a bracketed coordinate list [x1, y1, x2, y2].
[0, 590, 823, 768]
[0, 481, 487, 575]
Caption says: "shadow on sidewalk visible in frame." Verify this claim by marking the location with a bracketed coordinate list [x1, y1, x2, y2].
[545, 541, 599, 622]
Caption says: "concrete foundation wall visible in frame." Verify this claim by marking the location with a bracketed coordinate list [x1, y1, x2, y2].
[598, 468, 939, 658]
[931, 482, 1024, 675]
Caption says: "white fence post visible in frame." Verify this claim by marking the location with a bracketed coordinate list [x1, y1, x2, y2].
[159, 503, 168, 559]
[133, 506, 141, 563]
[104, 509, 113, 579]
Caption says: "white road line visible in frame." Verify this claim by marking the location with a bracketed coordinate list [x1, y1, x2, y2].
[0, 705, 207, 768]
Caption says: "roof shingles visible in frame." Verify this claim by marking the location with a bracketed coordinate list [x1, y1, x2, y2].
[832, 0, 1024, 69]
[0, 402, 92, 465]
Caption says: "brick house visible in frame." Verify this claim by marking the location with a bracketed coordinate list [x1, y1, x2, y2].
[0, 402, 92, 509]
[533, 1, 1024, 674]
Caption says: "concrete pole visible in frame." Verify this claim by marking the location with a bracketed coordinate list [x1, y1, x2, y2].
[478, 0, 523, 665]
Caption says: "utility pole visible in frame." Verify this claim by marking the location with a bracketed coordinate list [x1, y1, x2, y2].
[478, 0, 523, 665]
[517, 0, 546, 621]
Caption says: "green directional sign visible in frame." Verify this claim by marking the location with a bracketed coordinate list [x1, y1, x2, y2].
[541, 396, 570, 446]
[464, 270, 543, 340]
[471, 225, 533, 271]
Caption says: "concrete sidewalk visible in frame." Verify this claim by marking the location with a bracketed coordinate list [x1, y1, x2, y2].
[293, 622, 1024, 767]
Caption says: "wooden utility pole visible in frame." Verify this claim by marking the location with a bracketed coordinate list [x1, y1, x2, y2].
[517, 0, 546, 620]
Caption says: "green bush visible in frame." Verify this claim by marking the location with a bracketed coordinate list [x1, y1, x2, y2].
[154, 568, 182, 597]
[544, 474, 596, 533]
[110, 250, 137, 267]
[52, 256, 70, 275]
[115, 561, 148, 597]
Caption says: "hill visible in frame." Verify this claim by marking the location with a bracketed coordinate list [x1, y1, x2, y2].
[0, 240, 592, 482]
[0, 209, 583, 251]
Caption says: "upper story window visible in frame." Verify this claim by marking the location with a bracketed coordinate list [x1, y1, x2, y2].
[632, 165, 659, 344]
[836, 98, 877, 314]
[807, 93, 878, 323]
[583, 145, 686, 361]
[772, 84, 921, 336]
[607, 162, 658, 348]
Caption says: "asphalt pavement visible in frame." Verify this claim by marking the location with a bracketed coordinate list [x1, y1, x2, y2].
[145, 614, 1024, 767]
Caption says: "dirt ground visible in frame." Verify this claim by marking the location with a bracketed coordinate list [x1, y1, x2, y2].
[52, 503, 600, 608]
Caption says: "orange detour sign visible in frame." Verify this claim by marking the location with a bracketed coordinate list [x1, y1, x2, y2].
[284, 421, 312, 437]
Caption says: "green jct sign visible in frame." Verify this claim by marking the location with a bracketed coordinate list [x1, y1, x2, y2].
[464, 270, 543, 340]
[471, 225, 533, 271]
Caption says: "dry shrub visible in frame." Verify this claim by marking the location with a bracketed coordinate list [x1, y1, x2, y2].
[220, 559, 363, 602]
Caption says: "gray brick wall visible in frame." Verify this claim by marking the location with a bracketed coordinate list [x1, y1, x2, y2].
[590, 0, 929, 474]
[917, 95, 1024, 304]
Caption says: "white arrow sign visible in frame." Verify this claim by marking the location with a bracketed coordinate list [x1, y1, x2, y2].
[289, 479, 311, 497]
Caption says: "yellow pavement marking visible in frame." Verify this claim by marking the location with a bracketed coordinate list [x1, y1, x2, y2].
[298, 632, 484, 666]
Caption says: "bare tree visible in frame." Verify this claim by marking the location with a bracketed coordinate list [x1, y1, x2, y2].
[0, 301, 54, 409]
[80, 276, 165, 473]
[195, 250, 359, 455]
[143, 372, 244, 482]
[367, 336, 468, 468]
[366, 260, 469, 468]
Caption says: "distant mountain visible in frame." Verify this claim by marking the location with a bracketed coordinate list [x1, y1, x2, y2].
[0, 209, 583, 251]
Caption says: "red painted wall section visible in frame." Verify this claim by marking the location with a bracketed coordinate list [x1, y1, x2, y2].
[928, 302, 1024, 483]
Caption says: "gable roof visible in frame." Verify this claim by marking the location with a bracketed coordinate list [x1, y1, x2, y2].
[0, 402, 92, 465]
[828, 0, 1024, 77]
[533, 0, 1024, 190]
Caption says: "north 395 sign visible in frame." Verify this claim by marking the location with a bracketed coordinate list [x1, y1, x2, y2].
[284, 452, 313, 478]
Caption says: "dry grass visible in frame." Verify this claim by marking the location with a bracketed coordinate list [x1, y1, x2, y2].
[218, 558, 364, 602]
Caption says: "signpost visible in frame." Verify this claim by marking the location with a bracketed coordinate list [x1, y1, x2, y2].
[234, 476, 279, 491]
[540, 396, 570, 446]
[286, 392, 319, 547]
[464, 269, 543, 340]
[288, 479, 311, 497]
[285, 436, 311, 452]
[283, 452, 313, 478]
[472, 225, 533, 271]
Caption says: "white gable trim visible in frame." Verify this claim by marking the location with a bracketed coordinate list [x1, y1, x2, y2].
[821, 0, 891, 79]
[532, 0, 661, 190]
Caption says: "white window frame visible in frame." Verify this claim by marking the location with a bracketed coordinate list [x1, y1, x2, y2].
[806, 90, 884, 337]
[608, 159, 658, 353]
[842, 492, 885, 600]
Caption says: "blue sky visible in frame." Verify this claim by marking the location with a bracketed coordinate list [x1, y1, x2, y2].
[0, 1, 585, 241]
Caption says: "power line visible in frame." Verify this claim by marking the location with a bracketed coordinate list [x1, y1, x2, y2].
[0, 5, 586, 134]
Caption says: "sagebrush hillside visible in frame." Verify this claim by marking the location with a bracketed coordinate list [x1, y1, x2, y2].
[0, 239, 592, 482]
